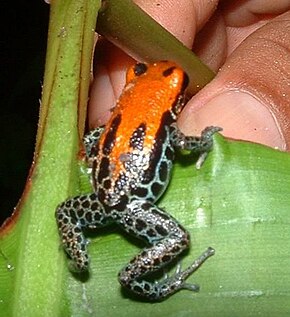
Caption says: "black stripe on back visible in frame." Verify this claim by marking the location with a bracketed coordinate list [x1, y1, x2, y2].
[129, 123, 146, 150]
[102, 114, 121, 155]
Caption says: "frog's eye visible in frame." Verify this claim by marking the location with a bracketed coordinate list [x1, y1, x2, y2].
[133, 63, 148, 76]
[126, 63, 148, 83]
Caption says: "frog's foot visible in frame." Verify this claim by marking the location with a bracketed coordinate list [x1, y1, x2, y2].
[119, 246, 214, 301]
[159, 259, 200, 294]
[170, 123, 222, 163]
[195, 126, 222, 169]
[167, 247, 215, 293]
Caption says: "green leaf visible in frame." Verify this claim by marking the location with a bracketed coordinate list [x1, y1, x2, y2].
[63, 134, 290, 317]
[0, 0, 101, 316]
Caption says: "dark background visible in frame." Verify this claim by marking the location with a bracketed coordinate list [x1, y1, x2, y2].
[0, 1, 49, 224]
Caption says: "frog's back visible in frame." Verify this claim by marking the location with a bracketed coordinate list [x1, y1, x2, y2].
[93, 61, 188, 205]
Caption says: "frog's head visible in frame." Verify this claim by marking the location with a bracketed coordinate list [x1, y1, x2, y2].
[126, 61, 189, 120]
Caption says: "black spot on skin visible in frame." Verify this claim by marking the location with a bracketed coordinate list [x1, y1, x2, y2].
[151, 208, 161, 216]
[134, 63, 147, 76]
[98, 157, 110, 183]
[73, 200, 80, 209]
[151, 182, 163, 197]
[101, 217, 109, 225]
[132, 187, 148, 198]
[98, 188, 106, 203]
[162, 255, 171, 263]
[79, 218, 86, 226]
[153, 258, 160, 266]
[74, 227, 81, 233]
[57, 213, 64, 220]
[165, 146, 174, 161]
[139, 266, 147, 274]
[159, 161, 168, 182]
[162, 66, 175, 77]
[181, 239, 188, 247]
[129, 123, 146, 150]
[146, 228, 156, 237]
[142, 202, 152, 211]
[90, 193, 97, 200]
[91, 202, 99, 211]
[149, 292, 157, 300]
[103, 179, 111, 189]
[135, 218, 146, 231]
[69, 209, 76, 219]
[102, 114, 121, 155]
[103, 203, 111, 215]
[94, 212, 102, 221]
[77, 209, 84, 218]
[172, 245, 181, 253]
[113, 195, 129, 212]
[82, 200, 90, 209]
[85, 212, 93, 223]
[144, 283, 150, 291]
[155, 224, 168, 236]
[62, 217, 69, 224]
[133, 285, 144, 294]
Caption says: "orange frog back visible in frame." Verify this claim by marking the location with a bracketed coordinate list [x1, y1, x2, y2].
[97, 61, 189, 186]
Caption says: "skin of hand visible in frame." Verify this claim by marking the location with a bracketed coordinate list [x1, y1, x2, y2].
[89, 0, 290, 150]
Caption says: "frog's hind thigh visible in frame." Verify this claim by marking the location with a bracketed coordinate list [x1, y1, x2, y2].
[55, 193, 110, 272]
[117, 200, 192, 300]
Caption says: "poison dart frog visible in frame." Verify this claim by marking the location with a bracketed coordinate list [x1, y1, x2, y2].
[56, 61, 221, 301]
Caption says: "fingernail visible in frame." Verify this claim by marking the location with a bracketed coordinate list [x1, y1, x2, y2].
[181, 91, 285, 150]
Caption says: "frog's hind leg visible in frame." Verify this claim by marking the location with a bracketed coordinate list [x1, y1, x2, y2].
[55, 193, 110, 272]
[117, 200, 214, 300]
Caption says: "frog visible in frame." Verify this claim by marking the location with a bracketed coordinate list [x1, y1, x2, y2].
[55, 61, 221, 301]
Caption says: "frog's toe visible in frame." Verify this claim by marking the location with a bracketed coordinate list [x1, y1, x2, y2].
[68, 256, 89, 273]
[180, 282, 200, 292]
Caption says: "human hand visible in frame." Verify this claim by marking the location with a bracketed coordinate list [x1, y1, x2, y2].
[89, 0, 290, 150]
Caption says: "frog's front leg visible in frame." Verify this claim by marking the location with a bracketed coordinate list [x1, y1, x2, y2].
[83, 126, 105, 159]
[117, 200, 214, 300]
[170, 123, 222, 168]
[55, 193, 110, 271]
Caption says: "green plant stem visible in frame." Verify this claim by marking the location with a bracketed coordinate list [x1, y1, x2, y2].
[96, 0, 215, 95]
[0, 1, 101, 316]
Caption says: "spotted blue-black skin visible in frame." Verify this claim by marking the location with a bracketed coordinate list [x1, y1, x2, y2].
[55, 62, 220, 301]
